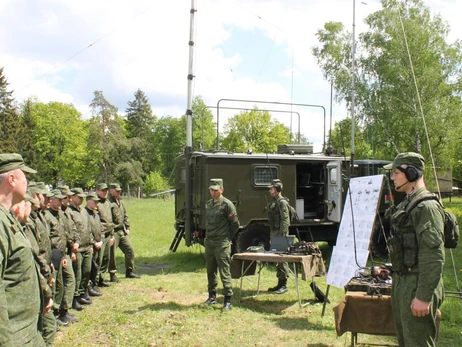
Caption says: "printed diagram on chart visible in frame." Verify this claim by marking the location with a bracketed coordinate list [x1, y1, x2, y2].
[327, 175, 384, 288]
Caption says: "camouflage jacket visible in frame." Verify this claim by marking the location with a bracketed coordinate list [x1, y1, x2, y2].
[267, 195, 290, 237]
[109, 195, 130, 233]
[205, 196, 239, 242]
[0, 205, 42, 346]
[97, 198, 114, 237]
[45, 208, 74, 254]
[85, 206, 103, 243]
[29, 209, 52, 265]
[68, 204, 94, 251]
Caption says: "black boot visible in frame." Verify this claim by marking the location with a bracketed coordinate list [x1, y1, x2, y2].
[110, 273, 120, 282]
[83, 288, 93, 302]
[268, 279, 283, 292]
[89, 286, 103, 297]
[60, 308, 78, 323]
[126, 270, 141, 278]
[222, 296, 232, 311]
[273, 279, 288, 294]
[98, 278, 112, 287]
[72, 298, 83, 311]
[202, 292, 217, 306]
[77, 295, 92, 305]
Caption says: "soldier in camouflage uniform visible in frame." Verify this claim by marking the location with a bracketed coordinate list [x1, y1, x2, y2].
[68, 187, 96, 309]
[384, 152, 444, 347]
[11, 194, 56, 346]
[95, 183, 115, 286]
[46, 189, 77, 325]
[85, 193, 104, 293]
[202, 178, 239, 311]
[108, 183, 140, 279]
[0, 153, 46, 346]
[266, 179, 290, 294]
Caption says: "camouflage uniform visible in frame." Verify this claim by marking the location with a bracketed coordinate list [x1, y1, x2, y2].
[389, 187, 444, 346]
[45, 205, 76, 314]
[97, 194, 114, 281]
[85, 203, 103, 286]
[267, 194, 290, 281]
[205, 190, 239, 297]
[0, 205, 45, 346]
[68, 202, 93, 299]
[108, 192, 136, 275]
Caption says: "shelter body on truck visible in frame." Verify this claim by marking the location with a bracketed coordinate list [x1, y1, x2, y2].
[170, 144, 392, 253]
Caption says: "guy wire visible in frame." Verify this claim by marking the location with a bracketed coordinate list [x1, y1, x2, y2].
[395, 4, 441, 198]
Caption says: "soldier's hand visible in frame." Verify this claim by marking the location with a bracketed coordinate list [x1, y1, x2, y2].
[71, 253, 77, 262]
[73, 243, 80, 251]
[48, 277, 55, 287]
[110, 236, 115, 246]
[43, 298, 53, 315]
[62, 258, 68, 267]
[125, 229, 130, 235]
[410, 297, 430, 317]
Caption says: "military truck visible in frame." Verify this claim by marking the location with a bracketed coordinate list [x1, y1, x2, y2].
[170, 144, 395, 253]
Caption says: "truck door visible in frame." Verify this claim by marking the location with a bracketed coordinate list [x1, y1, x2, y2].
[326, 161, 342, 222]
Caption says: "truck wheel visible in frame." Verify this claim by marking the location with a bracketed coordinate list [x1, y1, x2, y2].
[238, 224, 270, 253]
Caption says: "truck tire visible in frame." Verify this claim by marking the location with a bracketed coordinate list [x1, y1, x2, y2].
[237, 224, 270, 253]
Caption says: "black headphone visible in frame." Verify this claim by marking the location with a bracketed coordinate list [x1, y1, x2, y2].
[400, 166, 422, 182]
[274, 184, 282, 192]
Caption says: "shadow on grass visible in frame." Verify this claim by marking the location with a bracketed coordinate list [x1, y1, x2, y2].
[271, 316, 333, 333]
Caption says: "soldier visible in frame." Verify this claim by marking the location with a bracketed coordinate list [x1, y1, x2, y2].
[85, 193, 104, 294]
[45, 189, 77, 325]
[68, 188, 94, 310]
[266, 179, 290, 294]
[95, 183, 115, 286]
[202, 178, 239, 311]
[108, 183, 140, 279]
[11, 194, 56, 346]
[384, 152, 444, 346]
[0, 153, 46, 346]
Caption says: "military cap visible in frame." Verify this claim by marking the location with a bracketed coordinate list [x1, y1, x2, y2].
[0, 153, 36, 174]
[383, 152, 425, 171]
[36, 182, 49, 195]
[24, 192, 33, 202]
[208, 178, 223, 190]
[58, 185, 73, 196]
[70, 187, 86, 197]
[86, 193, 100, 202]
[50, 189, 66, 199]
[28, 181, 39, 195]
[109, 183, 122, 191]
[268, 179, 283, 189]
[96, 183, 108, 190]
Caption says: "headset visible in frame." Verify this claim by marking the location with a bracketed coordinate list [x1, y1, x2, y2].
[274, 183, 282, 192]
[398, 165, 422, 182]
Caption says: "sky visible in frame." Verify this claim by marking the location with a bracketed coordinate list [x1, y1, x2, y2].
[0, 0, 460, 151]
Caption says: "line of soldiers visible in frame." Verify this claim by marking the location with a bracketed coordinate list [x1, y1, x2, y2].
[0, 153, 140, 346]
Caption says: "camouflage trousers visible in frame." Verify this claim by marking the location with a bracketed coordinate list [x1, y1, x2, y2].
[54, 254, 75, 310]
[205, 239, 233, 296]
[276, 262, 290, 280]
[110, 230, 135, 274]
[391, 273, 443, 347]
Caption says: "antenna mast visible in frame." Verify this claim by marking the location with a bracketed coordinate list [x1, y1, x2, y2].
[184, 0, 196, 246]
[350, 0, 356, 174]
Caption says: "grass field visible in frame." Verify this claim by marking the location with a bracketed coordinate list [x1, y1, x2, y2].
[53, 197, 462, 347]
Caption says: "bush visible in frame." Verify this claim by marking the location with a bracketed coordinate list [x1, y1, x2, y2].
[143, 171, 168, 196]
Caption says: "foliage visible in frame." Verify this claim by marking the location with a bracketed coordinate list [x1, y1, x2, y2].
[312, 0, 462, 168]
[222, 108, 290, 153]
[143, 170, 169, 196]
[23, 99, 89, 186]
[0, 67, 19, 153]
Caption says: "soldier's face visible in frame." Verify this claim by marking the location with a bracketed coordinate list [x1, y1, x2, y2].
[11, 169, 28, 205]
[269, 187, 277, 197]
[391, 167, 407, 191]
[96, 189, 108, 199]
[209, 188, 223, 201]
[50, 197, 63, 210]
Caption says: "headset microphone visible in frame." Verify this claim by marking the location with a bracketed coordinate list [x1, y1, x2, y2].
[395, 181, 409, 191]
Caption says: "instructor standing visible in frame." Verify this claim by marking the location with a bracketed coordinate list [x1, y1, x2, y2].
[385, 152, 444, 346]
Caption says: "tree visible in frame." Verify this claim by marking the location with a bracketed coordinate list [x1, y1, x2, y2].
[89, 91, 126, 183]
[191, 96, 216, 151]
[17, 98, 37, 166]
[26, 100, 89, 186]
[126, 89, 156, 139]
[222, 108, 290, 153]
[312, 0, 462, 169]
[143, 170, 169, 196]
[0, 67, 20, 152]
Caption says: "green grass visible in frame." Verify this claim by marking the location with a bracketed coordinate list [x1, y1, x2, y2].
[53, 197, 462, 346]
